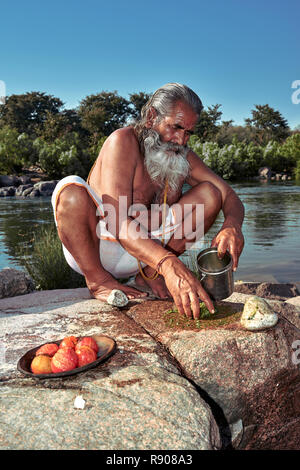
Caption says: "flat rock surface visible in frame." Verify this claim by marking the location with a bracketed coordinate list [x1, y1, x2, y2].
[1, 282, 300, 450]
[0, 290, 221, 450]
[124, 291, 300, 450]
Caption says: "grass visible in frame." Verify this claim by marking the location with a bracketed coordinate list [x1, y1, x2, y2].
[19, 223, 86, 290]
[163, 303, 242, 330]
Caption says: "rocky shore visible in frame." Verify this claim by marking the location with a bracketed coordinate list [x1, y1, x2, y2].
[0, 268, 299, 450]
[0, 174, 58, 198]
[257, 166, 293, 181]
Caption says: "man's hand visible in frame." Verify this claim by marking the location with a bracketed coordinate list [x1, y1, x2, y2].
[211, 224, 244, 271]
[160, 257, 215, 319]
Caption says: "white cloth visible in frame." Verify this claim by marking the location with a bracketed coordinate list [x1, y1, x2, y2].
[51, 175, 179, 279]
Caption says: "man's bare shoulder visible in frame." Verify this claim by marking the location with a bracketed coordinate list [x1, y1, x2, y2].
[104, 127, 140, 158]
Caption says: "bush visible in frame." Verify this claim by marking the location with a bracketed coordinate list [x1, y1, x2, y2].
[0, 126, 37, 173]
[19, 224, 86, 290]
[34, 132, 93, 179]
[295, 160, 300, 181]
[189, 133, 300, 179]
[189, 136, 263, 179]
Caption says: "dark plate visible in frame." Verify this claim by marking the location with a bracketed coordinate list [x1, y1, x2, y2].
[17, 334, 117, 379]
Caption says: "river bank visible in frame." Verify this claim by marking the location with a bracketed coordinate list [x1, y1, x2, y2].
[0, 168, 58, 198]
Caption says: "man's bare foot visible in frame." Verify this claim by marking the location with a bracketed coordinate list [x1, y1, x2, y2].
[135, 270, 172, 300]
[87, 277, 148, 302]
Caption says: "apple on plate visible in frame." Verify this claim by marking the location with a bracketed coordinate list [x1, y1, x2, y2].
[31, 355, 52, 374]
[76, 336, 98, 354]
[35, 343, 59, 357]
[76, 345, 97, 367]
[59, 336, 78, 350]
[51, 347, 78, 373]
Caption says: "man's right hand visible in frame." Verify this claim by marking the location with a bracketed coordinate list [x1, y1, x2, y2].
[160, 257, 215, 319]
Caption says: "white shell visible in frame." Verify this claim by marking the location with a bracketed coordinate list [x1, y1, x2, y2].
[240, 296, 278, 331]
[107, 289, 129, 307]
[74, 395, 86, 410]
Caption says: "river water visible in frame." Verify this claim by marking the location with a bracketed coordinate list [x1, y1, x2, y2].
[0, 181, 299, 284]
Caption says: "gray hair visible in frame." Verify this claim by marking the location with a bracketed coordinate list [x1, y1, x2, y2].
[134, 83, 203, 152]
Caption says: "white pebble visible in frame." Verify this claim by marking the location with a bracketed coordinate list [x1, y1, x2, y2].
[74, 395, 86, 410]
[107, 289, 129, 307]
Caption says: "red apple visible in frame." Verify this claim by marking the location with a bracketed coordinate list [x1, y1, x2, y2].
[59, 336, 78, 350]
[36, 343, 59, 357]
[76, 346, 97, 367]
[31, 355, 52, 374]
[76, 336, 98, 354]
[51, 347, 78, 373]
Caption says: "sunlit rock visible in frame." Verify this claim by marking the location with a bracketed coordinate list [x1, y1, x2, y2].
[240, 295, 278, 331]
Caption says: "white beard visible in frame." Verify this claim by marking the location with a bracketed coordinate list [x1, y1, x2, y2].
[143, 130, 190, 194]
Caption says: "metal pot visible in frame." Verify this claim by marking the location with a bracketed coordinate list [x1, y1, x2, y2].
[196, 247, 234, 301]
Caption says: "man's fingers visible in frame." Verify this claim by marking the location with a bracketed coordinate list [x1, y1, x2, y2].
[189, 292, 200, 319]
[182, 294, 193, 319]
[217, 240, 228, 259]
[197, 287, 215, 314]
[230, 247, 239, 271]
[210, 237, 217, 248]
[173, 296, 185, 317]
[211, 237, 227, 259]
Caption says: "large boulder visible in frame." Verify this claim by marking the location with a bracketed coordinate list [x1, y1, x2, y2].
[0, 186, 16, 197]
[0, 268, 34, 298]
[0, 175, 19, 188]
[0, 290, 221, 450]
[234, 282, 299, 300]
[1, 281, 299, 450]
[33, 181, 58, 196]
[15, 184, 33, 197]
[17, 175, 32, 185]
[124, 290, 300, 450]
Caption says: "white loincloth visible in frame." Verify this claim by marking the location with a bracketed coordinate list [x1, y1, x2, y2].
[51, 175, 180, 279]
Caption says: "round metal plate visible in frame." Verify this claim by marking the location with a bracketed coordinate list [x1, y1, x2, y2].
[17, 334, 117, 379]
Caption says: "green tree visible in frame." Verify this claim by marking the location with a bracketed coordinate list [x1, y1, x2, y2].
[78, 91, 131, 144]
[245, 104, 290, 144]
[216, 124, 254, 146]
[39, 108, 86, 142]
[0, 92, 64, 137]
[128, 91, 151, 119]
[194, 104, 222, 142]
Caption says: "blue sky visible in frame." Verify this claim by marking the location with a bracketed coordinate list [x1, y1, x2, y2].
[1, 0, 299, 128]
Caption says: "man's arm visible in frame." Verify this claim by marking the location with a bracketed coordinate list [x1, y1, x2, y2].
[186, 150, 245, 270]
[99, 128, 171, 269]
[99, 130, 215, 317]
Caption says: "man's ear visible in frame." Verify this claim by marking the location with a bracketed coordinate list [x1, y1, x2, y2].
[145, 107, 157, 128]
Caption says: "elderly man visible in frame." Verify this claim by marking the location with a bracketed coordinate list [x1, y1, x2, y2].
[52, 83, 244, 319]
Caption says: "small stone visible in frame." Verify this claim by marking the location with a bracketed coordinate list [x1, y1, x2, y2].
[74, 395, 86, 410]
[240, 296, 278, 331]
[106, 289, 129, 307]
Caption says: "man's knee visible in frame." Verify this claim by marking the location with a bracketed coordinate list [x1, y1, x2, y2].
[56, 185, 96, 219]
